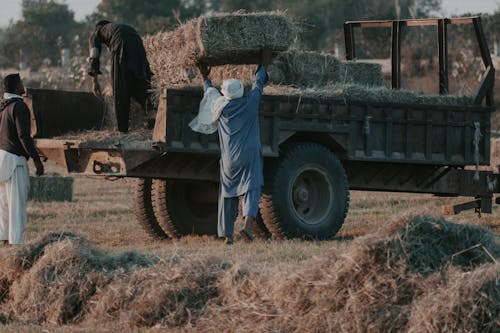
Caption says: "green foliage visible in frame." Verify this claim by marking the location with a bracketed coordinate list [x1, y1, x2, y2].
[0, 0, 81, 69]
[91, 0, 205, 34]
[209, 0, 442, 50]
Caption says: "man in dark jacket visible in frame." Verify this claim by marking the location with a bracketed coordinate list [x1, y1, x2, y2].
[88, 20, 153, 133]
[0, 73, 44, 244]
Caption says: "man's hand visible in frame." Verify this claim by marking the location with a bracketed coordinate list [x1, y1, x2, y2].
[92, 76, 103, 100]
[261, 48, 273, 68]
[88, 57, 102, 77]
[34, 159, 44, 176]
[197, 61, 211, 79]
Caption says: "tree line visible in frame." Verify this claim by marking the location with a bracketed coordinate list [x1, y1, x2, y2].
[0, 0, 498, 70]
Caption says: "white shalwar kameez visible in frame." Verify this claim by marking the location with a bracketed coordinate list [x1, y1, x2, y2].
[0, 149, 29, 244]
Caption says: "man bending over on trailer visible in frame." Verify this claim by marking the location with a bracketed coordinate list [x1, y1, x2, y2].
[198, 49, 272, 244]
[88, 20, 153, 133]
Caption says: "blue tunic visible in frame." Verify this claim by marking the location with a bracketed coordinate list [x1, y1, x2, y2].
[205, 66, 268, 197]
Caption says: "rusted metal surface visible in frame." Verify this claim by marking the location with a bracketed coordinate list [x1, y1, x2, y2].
[343, 17, 496, 107]
[31, 17, 499, 216]
[157, 88, 494, 167]
[25, 88, 105, 138]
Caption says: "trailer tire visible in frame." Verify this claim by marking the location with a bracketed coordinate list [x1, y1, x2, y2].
[260, 143, 349, 239]
[133, 178, 168, 240]
[152, 179, 218, 237]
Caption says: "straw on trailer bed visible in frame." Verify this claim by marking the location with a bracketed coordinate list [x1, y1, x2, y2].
[265, 83, 474, 106]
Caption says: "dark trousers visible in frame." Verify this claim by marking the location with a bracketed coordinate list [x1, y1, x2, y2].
[217, 188, 261, 238]
[112, 54, 151, 132]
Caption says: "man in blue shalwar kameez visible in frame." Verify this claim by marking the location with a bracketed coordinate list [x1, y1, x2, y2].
[198, 49, 272, 244]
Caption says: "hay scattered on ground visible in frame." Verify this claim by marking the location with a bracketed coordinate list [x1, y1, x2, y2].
[407, 264, 499, 333]
[195, 215, 498, 332]
[88, 257, 226, 328]
[0, 233, 154, 325]
[0, 216, 497, 330]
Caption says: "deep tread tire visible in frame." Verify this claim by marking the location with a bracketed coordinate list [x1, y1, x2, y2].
[152, 179, 218, 237]
[260, 143, 349, 240]
[133, 178, 168, 240]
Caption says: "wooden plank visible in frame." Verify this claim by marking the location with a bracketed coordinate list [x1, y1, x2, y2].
[464, 110, 472, 162]
[391, 21, 402, 90]
[445, 110, 452, 161]
[344, 23, 356, 60]
[344, 17, 477, 28]
[181, 112, 191, 148]
[472, 17, 494, 67]
[425, 110, 432, 160]
[438, 19, 449, 95]
[473, 66, 495, 105]
[406, 108, 413, 158]
[385, 110, 392, 158]
[152, 94, 167, 142]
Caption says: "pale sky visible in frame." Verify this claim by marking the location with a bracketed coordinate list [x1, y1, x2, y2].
[0, 0, 498, 27]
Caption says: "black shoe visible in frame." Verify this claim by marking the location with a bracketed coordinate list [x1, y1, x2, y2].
[224, 237, 234, 245]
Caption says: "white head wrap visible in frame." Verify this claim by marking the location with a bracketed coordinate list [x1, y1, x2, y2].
[221, 79, 244, 100]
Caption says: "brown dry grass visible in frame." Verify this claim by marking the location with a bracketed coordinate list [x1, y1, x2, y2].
[0, 214, 496, 332]
[0, 141, 496, 332]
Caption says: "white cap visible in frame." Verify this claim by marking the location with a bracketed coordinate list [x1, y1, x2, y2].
[221, 79, 244, 100]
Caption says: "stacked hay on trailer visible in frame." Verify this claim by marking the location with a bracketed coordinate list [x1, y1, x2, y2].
[144, 25, 385, 92]
[144, 12, 471, 106]
[143, 11, 297, 94]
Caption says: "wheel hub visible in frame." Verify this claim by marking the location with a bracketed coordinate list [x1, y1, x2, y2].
[290, 166, 334, 226]
[294, 187, 309, 203]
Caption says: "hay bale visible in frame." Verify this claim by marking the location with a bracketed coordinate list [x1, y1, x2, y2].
[28, 174, 73, 202]
[268, 50, 343, 86]
[342, 61, 384, 86]
[144, 12, 295, 97]
[176, 12, 296, 66]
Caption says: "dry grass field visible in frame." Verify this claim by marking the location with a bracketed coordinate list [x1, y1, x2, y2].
[0, 167, 500, 332]
[0, 143, 497, 332]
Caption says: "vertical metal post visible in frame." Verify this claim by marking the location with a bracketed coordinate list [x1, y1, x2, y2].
[438, 19, 449, 95]
[391, 21, 402, 90]
[344, 23, 355, 60]
[472, 17, 495, 106]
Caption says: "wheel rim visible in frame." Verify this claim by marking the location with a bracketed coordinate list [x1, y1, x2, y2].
[289, 165, 334, 225]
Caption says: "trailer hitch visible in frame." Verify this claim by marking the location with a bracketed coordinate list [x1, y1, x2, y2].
[93, 160, 121, 174]
[444, 195, 493, 217]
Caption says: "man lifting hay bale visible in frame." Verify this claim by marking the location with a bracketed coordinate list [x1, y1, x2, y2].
[196, 49, 272, 245]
